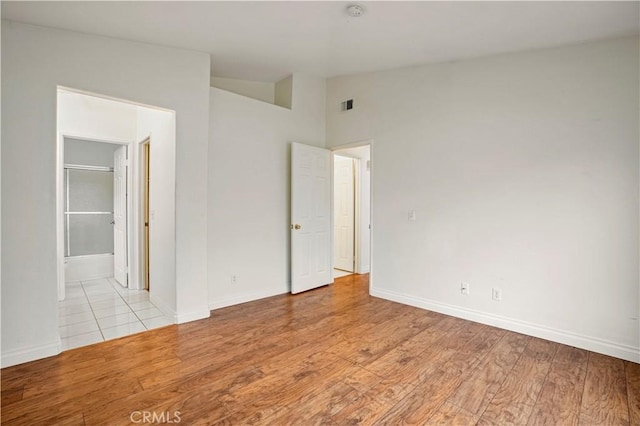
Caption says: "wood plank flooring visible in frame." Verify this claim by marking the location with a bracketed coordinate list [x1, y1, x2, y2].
[2, 274, 638, 425]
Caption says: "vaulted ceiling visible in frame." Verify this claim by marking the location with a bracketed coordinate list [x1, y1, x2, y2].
[3, 1, 638, 82]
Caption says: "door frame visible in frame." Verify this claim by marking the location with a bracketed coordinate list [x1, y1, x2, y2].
[330, 140, 373, 283]
[56, 133, 135, 300]
[138, 137, 151, 291]
[112, 144, 129, 287]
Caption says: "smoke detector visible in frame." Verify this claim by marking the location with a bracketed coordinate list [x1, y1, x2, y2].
[346, 4, 365, 17]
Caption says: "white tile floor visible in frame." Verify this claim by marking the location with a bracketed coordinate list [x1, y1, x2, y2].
[58, 277, 173, 351]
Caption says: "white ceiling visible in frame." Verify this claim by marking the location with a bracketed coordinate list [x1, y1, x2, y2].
[3, 1, 639, 82]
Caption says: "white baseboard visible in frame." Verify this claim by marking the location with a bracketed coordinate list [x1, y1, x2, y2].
[150, 294, 209, 324]
[1, 338, 62, 368]
[149, 294, 177, 324]
[371, 286, 640, 363]
[175, 309, 210, 324]
[209, 287, 288, 311]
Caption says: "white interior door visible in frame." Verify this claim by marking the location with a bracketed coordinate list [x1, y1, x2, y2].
[113, 145, 128, 286]
[291, 142, 332, 294]
[334, 155, 355, 272]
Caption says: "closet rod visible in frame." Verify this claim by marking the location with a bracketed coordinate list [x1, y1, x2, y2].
[64, 164, 114, 172]
[64, 212, 113, 215]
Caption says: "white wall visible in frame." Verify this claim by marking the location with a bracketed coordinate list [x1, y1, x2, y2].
[1, 21, 210, 367]
[335, 145, 371, 273]
[135, 107, 177, 317]
[210, 76, 275, 104]
[64, 138, 119, 168]
[208, 74, 325, 309]
[326, 37, 640, 361]
[65, 255, 114, 283]
[58, 91, 137, 143]
[291, 74, 326, 141]
[275, 76, 293, 109]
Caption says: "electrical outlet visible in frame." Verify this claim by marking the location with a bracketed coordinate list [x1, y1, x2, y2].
[460, 282, 469, 295]
[231, 275, 237, 283]
[492, 288, 502, 301]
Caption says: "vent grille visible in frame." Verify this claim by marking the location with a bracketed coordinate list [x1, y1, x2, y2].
[341, 99, 354, 111]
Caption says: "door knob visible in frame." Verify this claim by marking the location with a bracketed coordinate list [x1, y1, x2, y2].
[292, 224, 301, 230]
[110, 220, 116, 225]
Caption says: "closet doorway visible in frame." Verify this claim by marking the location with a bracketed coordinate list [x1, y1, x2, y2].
[63, 138, 128, 285]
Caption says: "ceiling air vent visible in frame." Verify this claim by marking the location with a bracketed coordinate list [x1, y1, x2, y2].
[341, 99, 354, 111]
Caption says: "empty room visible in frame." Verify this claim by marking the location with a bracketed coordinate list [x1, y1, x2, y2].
[1, 1, 639, 425]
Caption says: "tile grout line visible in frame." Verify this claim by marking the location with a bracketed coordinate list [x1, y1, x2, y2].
[60, 276, 170, 348]
[107, 277, 171, 334]
[58, 280, 105, 350]
[82, 279, 107, 342]
[102, 278, 147, 336]
[119, 282, 151, 329]
[108, 277, 169, 330]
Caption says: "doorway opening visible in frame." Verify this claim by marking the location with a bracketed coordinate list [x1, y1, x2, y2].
[332, 144, 371, 280]
[290, 141, 372, 294]
[56, 87, 176, 350]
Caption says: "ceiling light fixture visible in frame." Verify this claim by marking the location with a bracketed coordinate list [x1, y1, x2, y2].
[346, 4, 365, 18]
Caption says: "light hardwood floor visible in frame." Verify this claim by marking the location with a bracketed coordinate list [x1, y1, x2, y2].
[2, 274, 638, 425]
